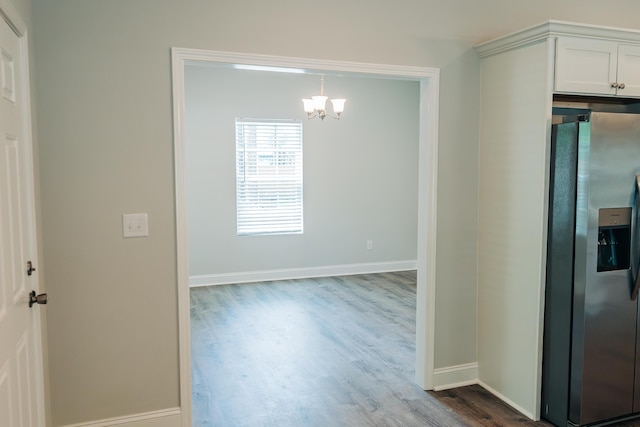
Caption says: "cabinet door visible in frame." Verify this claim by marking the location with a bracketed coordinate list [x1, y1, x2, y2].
[616, 44, 640, 97]
[555, 37, 617, 95]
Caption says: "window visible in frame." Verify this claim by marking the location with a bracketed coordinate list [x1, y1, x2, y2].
[235, 118, 303, 236]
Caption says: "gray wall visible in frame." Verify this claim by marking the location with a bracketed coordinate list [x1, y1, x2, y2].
[31, 1, 493, 425]
[185, 66, 419, 277]
[27, 1, 640, 425]
[32, 3, 480, 422]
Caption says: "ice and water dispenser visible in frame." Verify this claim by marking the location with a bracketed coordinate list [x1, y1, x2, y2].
[597, 208, 631, 272]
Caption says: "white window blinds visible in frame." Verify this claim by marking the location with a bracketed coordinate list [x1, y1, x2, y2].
[235, 118, 303, 236]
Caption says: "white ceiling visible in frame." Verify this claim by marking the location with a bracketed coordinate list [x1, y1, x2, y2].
[297, 0, 640, 44]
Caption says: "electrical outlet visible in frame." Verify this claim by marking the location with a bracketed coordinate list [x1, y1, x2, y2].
[367, 240, 373, 250]
[123, 213, 149, 238]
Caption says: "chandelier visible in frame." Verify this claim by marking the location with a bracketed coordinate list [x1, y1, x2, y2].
[302, 76, 346, 120]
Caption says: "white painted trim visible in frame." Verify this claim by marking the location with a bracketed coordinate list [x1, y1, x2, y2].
[176, 48, 431, 79]
[189, 261, 417, 287]
[414, 71, 439, 391]
[531, 37, 557, 421]
[478, 380, 537, 421]
[476, 20, 640, 58]
[433, 363, 478, 391]
[170, 48, 192, 427]
[0, 0, 26, 36]
[61, 407, 181, 427]
[171, 49, 440, 425]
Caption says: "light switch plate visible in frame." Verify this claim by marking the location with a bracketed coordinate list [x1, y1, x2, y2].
[122, 213, 149, 238]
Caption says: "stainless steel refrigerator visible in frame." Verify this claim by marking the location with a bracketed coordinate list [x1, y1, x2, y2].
[543, 105, 640, 427]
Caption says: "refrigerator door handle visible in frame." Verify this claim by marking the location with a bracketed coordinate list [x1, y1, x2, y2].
[631, 175, 640, 300]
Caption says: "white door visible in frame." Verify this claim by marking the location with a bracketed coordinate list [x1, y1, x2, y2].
[0, 12, 45, 427]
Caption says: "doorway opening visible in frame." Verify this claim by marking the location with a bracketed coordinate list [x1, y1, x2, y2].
[171, 48, 440, 425]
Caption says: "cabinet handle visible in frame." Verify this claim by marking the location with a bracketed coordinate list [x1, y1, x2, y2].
[619, 83, 626, 90]
[612, 82, 619, 88]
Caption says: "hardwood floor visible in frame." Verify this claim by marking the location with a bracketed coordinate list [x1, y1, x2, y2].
[190, 272, 554, 426]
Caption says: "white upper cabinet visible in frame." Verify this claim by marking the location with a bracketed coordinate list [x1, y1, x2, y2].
[616, 44, 640, 97]
[555, 37, 617, 95]
[556, 37, 640, 97]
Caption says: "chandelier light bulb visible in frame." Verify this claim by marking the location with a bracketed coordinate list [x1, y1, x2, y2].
[331, 98, 346, 115]
[302, 99, 315, 113]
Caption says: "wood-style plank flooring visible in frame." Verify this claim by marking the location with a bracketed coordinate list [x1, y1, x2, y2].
[190, 271, 556, 426]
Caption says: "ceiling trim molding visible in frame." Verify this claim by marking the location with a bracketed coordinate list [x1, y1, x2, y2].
[476, 20, 640, 58]
[176, 47, 435, 79]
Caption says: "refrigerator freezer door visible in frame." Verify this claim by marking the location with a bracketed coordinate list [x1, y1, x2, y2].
[635, 175, 640, 412]
[631, 175, 640, 300]
[542, 122, 579, 426]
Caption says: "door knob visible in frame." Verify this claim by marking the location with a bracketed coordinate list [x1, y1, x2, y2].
[29, 290, 47, 308]
[619, 83, 626, 90]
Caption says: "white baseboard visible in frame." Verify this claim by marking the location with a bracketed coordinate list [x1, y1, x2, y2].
[61, 407, 181, 427]
[189, 260, 417, 287]
[433, 363, 478, 391]
[478, 380, 536, 420]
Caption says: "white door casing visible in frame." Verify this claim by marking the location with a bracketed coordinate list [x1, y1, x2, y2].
[0, 3, 46, 427]
[171, 48, 440, 426]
